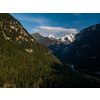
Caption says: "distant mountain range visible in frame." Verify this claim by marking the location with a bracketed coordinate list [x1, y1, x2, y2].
[32, 33, 75, 58]
[32, 33, 75, 45]
[32, 33, 65, 46]
[47, 34, 75, 44]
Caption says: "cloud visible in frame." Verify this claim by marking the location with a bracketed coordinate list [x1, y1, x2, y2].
[73, 13, 81, 16]
[32, 26, 78, 37]
[18, 16, 50, 26]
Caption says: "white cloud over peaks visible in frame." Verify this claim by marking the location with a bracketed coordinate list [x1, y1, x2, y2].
[33, 26, 78, 37]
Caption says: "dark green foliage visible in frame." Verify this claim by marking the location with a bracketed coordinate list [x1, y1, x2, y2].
[0, 32, 64, 88]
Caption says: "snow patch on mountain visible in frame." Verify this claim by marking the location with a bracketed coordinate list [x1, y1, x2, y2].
[60, 37, 66, 42]
[59, 34, 75, 43]
[48, 34, 55, 39]
[64, 34, 75, 42]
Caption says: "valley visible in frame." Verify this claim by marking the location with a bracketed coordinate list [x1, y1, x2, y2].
[32, 23, 100, 86]
[70, 64, 100, 82]
[0, 13, 100, 88]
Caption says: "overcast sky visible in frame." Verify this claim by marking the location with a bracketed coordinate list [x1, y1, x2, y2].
[10, 13, 100, 37]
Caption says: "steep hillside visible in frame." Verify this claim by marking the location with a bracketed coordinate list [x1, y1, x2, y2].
[61, 24, 100, 71]
[0, 13, 66, 87]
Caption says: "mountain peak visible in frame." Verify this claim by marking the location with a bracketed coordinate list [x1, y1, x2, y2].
[48, 34, 55, 39]
[32, 33, 41, 36]
[59, 34, 75, 43]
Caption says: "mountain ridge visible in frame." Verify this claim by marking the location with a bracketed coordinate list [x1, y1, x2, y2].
[60, 23, 100, 71]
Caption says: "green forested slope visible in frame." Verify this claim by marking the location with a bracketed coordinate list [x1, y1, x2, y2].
[0, 13, 64, 87]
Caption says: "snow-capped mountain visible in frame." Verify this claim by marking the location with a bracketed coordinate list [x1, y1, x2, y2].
[32, 33, 67, 59]
[59, 34, 75, 44]
[47, 34, 75, 44]
[32, 33, 75, 59]
[48, 34, 55, 39]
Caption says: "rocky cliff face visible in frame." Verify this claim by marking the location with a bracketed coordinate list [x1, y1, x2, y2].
[0, 14, 36, 45]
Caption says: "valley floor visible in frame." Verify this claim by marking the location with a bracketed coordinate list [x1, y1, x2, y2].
[69, 64, 100, 83]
